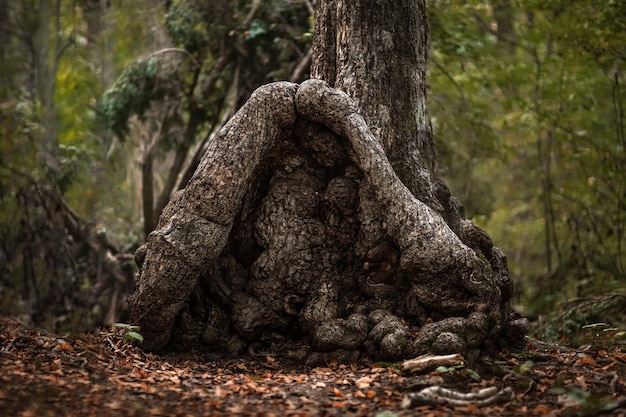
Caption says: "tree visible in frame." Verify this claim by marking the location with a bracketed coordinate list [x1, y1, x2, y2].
[102, 0, 314, 239]
[0, 0, 160, 331]
[128, 0, 528, 362]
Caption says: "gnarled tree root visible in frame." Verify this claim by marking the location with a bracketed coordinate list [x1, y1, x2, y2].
[128, 80, 527, 358]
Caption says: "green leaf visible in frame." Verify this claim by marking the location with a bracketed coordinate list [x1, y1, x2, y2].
[114, 323, 140, 332]
[246, 20, 267, 40]
[466, 368, 481, 381]
[125, 331, 144, 343]
[513, 360, 534, 375]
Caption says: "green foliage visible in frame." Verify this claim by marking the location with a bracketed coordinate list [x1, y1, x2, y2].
[429, 0, 626, 316]
[0, 0, 162, 333]
[512, 360, 534, 375]
[164, 0, 212, 54]
[434, 364, 481, 381]
[532, 294, 626, 347]
[102, 57, 171, 139]
[560, 386, 621, 417]
[579, 323, 626, 351]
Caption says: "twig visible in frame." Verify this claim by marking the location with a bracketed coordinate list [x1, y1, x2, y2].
[290, 48, 312, 82]
[145, 48, 201, 69]
[401, 353, 464, 374]
[430, 57, 466, 104]
[303, 0, 314, 16]
[401, 385, 514, 408]
[609, 372, 619, 394]
[242, 0, 262, 27]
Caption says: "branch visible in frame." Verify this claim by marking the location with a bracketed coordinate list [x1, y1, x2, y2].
[430, 57, 466, 104]
[303, 0, 314, 16]
[145, 48, 201, 69]
[472, 12, 533, 54]
[200, 54, 229, 98]
[401, 353, 463, 373]
[290, 48, 312, 83]
[242, 0, 262, 28]
[155, 143, 191, 220]
[401, 386, 514, 408]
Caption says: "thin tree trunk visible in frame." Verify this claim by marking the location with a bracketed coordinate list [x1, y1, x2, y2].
[142, 150, 156, 239]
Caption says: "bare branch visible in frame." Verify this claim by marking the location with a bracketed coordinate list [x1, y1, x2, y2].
[430, 57, 466, 105]
[145, 48, 201, 69]
[304, 0, 315, 16]
[242, 0, 262, 27]
[290, 48, 312, 83]
[401, 353, 463, 373]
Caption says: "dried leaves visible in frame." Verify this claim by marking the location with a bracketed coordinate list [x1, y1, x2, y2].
[1, 318, 626, 416]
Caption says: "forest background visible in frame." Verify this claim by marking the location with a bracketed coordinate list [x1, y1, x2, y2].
[0, 0, 624, 348]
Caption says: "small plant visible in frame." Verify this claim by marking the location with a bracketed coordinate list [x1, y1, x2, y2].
[580, 323, 626, 351]
[112, 323, 144, 344]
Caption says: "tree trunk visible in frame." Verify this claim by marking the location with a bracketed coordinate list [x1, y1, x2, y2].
[312, 0, 438, 207]
[128, 0, 528, 362]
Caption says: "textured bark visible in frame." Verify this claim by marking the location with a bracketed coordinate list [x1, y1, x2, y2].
[129, 83, 298, 350]
[128, 0, 528, 361]
[312, 0, 439, 210]
[129, 80, 527, 359]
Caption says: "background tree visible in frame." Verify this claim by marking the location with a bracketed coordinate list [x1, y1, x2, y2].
[0, 0, 163, 330]
[427, 0, 625, 324]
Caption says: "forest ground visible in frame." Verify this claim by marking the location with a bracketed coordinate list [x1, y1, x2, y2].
[1, 316, 625, 416]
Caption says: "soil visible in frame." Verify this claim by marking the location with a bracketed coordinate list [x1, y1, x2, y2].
[1, 316, 625, 416]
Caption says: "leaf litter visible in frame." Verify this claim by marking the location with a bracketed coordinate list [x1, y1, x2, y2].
[1, 317, 626, 416]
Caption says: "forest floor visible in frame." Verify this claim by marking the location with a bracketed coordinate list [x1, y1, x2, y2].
[1, 316, 625, 417]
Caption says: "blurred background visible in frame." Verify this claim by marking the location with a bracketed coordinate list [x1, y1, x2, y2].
[0, 0, 624, 348]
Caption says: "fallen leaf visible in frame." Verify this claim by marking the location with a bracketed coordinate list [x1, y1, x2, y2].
[466, 404, 479, 412]
[577, 356, 596, 366]
[56, 343, 73, 352]
[214, 386, 228, 398]
[355, 390, 366, 398]
[331, 387, 345, 397]
[355, 376, 374, 389]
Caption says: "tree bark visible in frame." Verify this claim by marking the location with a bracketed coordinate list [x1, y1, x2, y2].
[312, 0, 438, 209]
[128, 0, 528, 361]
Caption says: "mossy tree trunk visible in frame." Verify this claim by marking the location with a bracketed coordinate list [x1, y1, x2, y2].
[128, 0, 527, 362]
